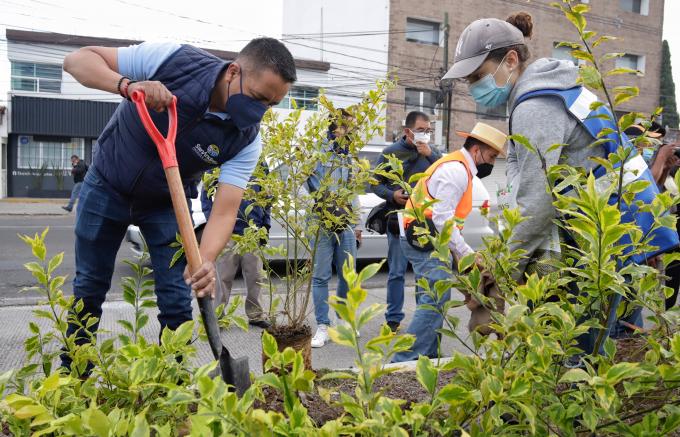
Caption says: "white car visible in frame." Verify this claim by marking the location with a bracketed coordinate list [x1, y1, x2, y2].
[125, 145, 494, 260]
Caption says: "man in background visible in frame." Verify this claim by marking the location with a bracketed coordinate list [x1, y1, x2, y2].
[372, 111, 442, 332]
[62, 154, 88, 212]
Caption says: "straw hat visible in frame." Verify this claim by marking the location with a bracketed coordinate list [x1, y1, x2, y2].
[456, 122, 508, 157]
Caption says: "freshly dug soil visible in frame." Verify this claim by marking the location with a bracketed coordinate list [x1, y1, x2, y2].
[263, 324, 312, 371]
[604, 335, 680, 437]
[254, 368, 456, 426]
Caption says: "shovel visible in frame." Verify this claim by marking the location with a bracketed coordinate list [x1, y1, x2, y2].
[131, 90, 251, 395]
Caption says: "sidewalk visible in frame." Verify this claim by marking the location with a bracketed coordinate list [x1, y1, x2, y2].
[0, 286, 475, 376]
[0, 198, 70, 216]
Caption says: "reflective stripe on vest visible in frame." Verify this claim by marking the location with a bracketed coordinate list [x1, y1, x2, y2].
[511, 86, 680, 264]
[403, 150, 473, 230]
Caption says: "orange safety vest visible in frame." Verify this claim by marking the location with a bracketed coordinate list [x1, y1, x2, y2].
[403, 150, 473, 231]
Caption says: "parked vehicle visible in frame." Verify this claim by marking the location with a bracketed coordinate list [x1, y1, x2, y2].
[125, 146, 494, 260]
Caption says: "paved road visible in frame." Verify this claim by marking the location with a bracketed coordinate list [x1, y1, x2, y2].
[0, 214, 402, 306]
[0, 214, 135, 305]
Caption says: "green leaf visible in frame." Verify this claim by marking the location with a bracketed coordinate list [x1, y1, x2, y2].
[437, 384, 471, 404]
[416, 355, 438, 396]
[593, 35, 617, 47]
[457, 253, 476, 273]
[606, 362, 649, 384]
[262, 330, 278, 358]
[565, 9, 586, 33]
[606, 67, 639, 77]
[510, 379, 530, 397]
[14, 404, 47, 419]
[508, 134, 537, 155]
[559, 368, 590, 384]
[130, 411, 150, 437]
[83, 406, 110, 437]
[169, 247, 185, 269]
[357, 260, 384, 285]
[47, 252, 64, 274]
[578, 65, 603, 91]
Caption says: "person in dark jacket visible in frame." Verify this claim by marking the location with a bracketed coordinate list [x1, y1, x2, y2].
[372, 111, 442, 332]
[62, 154, 88, 212]
[60, 37, 295, 373]
[202, 162, 271, 328]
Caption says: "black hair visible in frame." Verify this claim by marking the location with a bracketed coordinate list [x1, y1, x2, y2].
[328, 108, 353, 133]
[404, 111, 430, 129]
[237, 37, 297, 83]
[463, 137, 494, 152]
[486, 12, 533, 65]
[70, 154, 79, 160]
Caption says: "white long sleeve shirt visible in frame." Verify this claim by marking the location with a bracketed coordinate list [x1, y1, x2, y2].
[426, 148, 477, 260]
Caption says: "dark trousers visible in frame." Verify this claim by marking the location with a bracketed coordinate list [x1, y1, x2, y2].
[62, 167, 192, 368]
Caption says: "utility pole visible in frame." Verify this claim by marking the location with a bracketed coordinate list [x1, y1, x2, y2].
[442, 12, 452, 152]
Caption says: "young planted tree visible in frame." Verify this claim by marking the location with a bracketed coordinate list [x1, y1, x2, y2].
[204, 82, 392, 368]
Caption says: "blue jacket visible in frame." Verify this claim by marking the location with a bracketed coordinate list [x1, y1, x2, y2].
[372, 136, 442, 208]
[93, 45, 259, 206]
[201, 167, 271, 236]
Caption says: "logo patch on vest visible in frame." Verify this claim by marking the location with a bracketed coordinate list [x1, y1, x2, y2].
[192, 143, 219, 165]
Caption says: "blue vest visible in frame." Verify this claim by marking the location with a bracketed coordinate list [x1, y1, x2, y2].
[511, 86, 679, 264]
[93, 45, 259, 205]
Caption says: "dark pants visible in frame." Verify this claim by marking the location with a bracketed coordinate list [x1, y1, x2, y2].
[62, 167, 192, 368]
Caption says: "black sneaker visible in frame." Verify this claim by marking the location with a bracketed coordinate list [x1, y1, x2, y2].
[249, 319, 271, 329]
[387, 321, 400, 333]
[62, 206, 72, 212]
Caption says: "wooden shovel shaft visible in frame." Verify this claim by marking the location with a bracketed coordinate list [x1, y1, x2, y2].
[165, 167, 202, 272]
[164, 166, 223, 359]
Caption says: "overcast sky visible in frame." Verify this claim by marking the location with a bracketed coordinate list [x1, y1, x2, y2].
[0, 0, 679, 105]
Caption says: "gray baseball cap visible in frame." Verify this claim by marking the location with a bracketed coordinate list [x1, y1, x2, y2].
[443, 18, 525, 80]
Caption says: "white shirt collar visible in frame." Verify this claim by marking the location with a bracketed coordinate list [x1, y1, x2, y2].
[461, 148, 478, 176]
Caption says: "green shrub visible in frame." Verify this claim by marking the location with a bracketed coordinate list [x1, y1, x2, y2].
[2, 2, 680, 435]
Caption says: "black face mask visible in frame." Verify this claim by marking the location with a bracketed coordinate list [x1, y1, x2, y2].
[475, 150, 494, 179]
[477, 163, 494, 179]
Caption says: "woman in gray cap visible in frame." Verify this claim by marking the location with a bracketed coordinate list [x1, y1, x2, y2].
[444, 12, 678, 361]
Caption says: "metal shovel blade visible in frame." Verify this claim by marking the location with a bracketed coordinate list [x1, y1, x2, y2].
[199, 296, 251, 395]
[217, 347, 251, 396]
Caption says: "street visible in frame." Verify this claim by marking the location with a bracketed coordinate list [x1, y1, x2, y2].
[0, 213, 476, 375]
[0, 213, 401, 306]
[0, 214, 133, 305]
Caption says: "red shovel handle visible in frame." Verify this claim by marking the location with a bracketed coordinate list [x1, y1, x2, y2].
[131, 90, 178, 169]
[130, 89, 203, 275]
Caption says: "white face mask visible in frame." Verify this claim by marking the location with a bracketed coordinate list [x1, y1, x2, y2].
[412, 131, 431, 144]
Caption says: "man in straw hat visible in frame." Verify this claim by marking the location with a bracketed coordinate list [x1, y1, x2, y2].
[392, 122, 507, 362]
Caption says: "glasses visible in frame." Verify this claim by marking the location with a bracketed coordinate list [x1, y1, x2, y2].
[412, 128, 434, 134]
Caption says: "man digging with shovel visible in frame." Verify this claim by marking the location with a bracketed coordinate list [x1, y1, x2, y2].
[60, 38, 296, 387]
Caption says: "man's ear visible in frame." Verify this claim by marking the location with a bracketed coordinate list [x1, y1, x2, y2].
[225, 62, 240, 81]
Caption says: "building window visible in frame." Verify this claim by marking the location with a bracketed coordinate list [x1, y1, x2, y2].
[405, 88, 437, 115]
[10, 61, 62, 93]
[476, 102, 508, 120]
[620, 0, 649, 15]
[616, 54, 645, 74]
[17, 136, 84, 170]
[276, 87, 319, 110]
[552, 43, 578, 65]
[406, 18, 440, 46]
